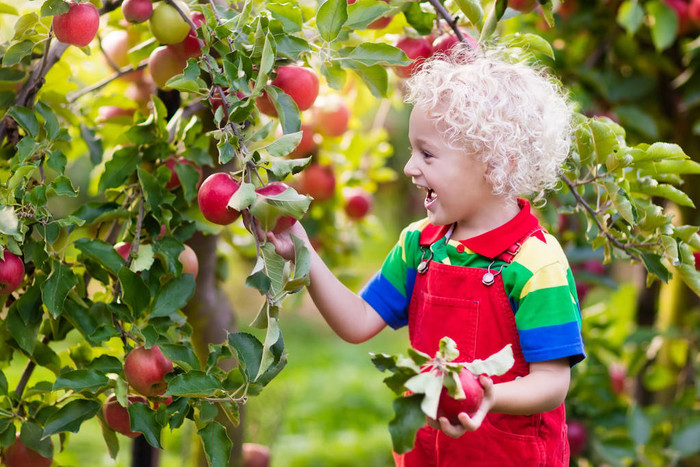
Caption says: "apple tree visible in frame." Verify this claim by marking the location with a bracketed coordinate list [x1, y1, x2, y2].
[0, 0, 698, 466]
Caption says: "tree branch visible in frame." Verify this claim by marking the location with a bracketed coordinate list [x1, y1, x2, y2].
[426, 0, 467, 43]
[67, 62, 148, 103]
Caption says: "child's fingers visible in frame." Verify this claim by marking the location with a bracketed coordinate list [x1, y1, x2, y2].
[438, 416, 468, 438]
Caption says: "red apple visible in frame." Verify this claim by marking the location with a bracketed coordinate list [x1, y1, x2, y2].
[147, 45, 187, 89]
[609, 364, 626, 395]
[298, 164, 336, 202]
[115, 241, 132, 262]
[394, 37, 433, 79]
[254, 182, 298, 234]
[431, 30, 479, 56]
[126, 77, 157, 104]
[242, 443, 271, 467]
[169, 11, 205, 59]
[690, 0, 700, 26]
[288, 123, 317, 158]
[509, 0, 537, 13]
[347, 0, 392, 29]
[179, 244, 199, 278]
[555, 0, 578, 20]
[3, 435, 52, 467]
[694, 251, 700, 271]
[52, 2, 100, 47]
[567, 420, 588, 457]
[313, 96, 350, 137]
[437, 368, 484, 424]
[122, 0, 153, 23]
[102, 394, 149, 438]
[256, 66, 320, 116]
[124, 345, 174, 396]
[97, 106, 135, 122]
[164, 156, 202, 190]
[343, 188, 373, 220]
[197, 172, 242, 225]
[102, 30, 132, 69]
[0, 251, 24, 294]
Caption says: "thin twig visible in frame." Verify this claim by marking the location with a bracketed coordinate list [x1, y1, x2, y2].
[426, 0, 466, 42]
[67, 62, 147, 102]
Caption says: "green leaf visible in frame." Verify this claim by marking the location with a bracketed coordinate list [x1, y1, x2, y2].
[8, 105, 39, 137]
[43, 399, 101, 437]
[53, 369, 109, 393]
[0, 206, 19, 238]
[150, 274, 196, 318]
[617, 0, 645, 35]
[627, 405, 651, 446]
[6, 306, 39, 354]
[260, 132, 302, 158]
[403, 2, 434, 35]
[98, 417, 120, 460]
[389, 394, 425, 454]
[0, 3, 19, 15]
[348, 63, 388, 97]
[504, 33, 553, 59]
[268, 3, 302, 33]
[41, 260, 78, 318]
[275, 34, 311, 60]
[404, 373, 442, 419]
[2, 40, 33, 67]
[48, 175, 78, 197]
[119, 267, 151, 316]
[198, 422, 233, 467]
[40, 0, 69, 17]
[463, 344, 515, 376]
[672, 421, 700, 457]
[346, 0, 392, 30]
[455, 0, 484, 29]
[266, 87, 301, 135]
[159, 342, 201, 372]
[641, 253, 671, 282]
[246, 256, 271, 294]
[346, 43, 410, 67]
[74, 238, 125, 275]
[99, 146, 137, 191]
[227, 181, 256, 211]
[228, 332, 263, 381]
[80, 123, 104, 165]
[317, 0, 347, 42]
[255, 316, 281, 380]
[20, 423, 52, 460]
[261, 242, 286, 297]
[636, 183, 695, 208]
[647, 1, 677, 51]
[128, 403, 163, 449]
[165, 371, 220, 397]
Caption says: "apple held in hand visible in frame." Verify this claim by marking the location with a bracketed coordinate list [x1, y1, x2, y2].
[251, 182, 298, 234]
[0, 251, 25, 294]
[437, 368, 484, 424]
[123, 0, 153, 23]
[256, 66, 320, 116]
[394, 37, 433, 79]
[3, 435, 52, 467]
[103, 394, 149, 438]
[124, 345, 173, 396]
[52, 1, 100, 47]
[197, 172, 242, 225]
[149, 0, 192, 44]
[298, 164, 336, 202]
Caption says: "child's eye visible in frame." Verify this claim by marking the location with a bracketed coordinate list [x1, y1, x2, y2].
[422, 150, 433, 159]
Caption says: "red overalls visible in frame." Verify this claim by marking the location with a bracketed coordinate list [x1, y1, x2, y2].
[394, 227, 569, 467]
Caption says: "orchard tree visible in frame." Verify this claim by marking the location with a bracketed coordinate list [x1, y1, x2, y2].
[0, 1, 698, 467]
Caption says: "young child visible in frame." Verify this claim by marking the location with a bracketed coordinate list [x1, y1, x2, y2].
[268, 45, 585, 466]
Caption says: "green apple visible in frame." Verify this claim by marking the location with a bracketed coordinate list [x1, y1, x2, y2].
[149, 1, 191, 45]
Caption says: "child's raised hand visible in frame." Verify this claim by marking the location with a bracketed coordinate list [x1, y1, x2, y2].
[265, 221, 310, 261]
[428, 375, 495, 438]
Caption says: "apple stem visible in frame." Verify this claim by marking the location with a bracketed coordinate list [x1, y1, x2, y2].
[426, 0, 468, 45]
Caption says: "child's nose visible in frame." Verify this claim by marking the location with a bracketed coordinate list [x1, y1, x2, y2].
[403, 153, 420, 178]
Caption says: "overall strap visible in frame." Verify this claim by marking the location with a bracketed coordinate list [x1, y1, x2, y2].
[495, 226, 547, 264]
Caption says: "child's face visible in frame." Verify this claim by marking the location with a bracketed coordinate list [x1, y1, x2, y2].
[405, 104, 503, 231]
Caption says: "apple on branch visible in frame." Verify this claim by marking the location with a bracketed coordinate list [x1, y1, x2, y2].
[2, 435, 52, 467]
[256, 66, 320, 116]
[343, 187, 373, 220]
[102, 394, 149, 438]
[147, 45, 188, 90]
[123, 0, 153, 23]
[394, 37, 433, 79]
[101, 29, 144, 81]
[197, 172, 242, 225]
[169, 11, 206, 59]
[164, 156, 203, 190]
[347, 0, 392, 29]
[297, 164, 336, 202]
[0, 251, 25, 294]
[288, 123, 317, 158]
[52, 1, 100, 47]
[431, 30, 479, 56]
[124, 345, 174, 397]
[179, 244, 199, 279]
[567, 419, 588, 457]
[149, 0, 192, 45]
[313, 96, 350, 137]
[242, 443, 271, 467]
[509, 0, 537, 13]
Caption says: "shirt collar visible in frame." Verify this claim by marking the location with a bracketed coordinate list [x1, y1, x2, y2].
[418, 199, 545, 258]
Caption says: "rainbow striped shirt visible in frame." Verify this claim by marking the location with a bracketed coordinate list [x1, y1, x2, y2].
[360, 200, 585, 365]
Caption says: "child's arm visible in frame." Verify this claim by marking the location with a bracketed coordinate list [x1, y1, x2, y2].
[266, 222, 387, 344]
[431, 358, 571, 438]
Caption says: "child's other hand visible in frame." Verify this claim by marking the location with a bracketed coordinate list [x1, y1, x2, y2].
[427, 375, 495, 438]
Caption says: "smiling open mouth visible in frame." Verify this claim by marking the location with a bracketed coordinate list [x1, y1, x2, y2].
[424, 188, 436, 209]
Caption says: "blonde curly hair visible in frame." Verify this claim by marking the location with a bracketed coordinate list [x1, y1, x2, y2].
[404, 44, 573, 200]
